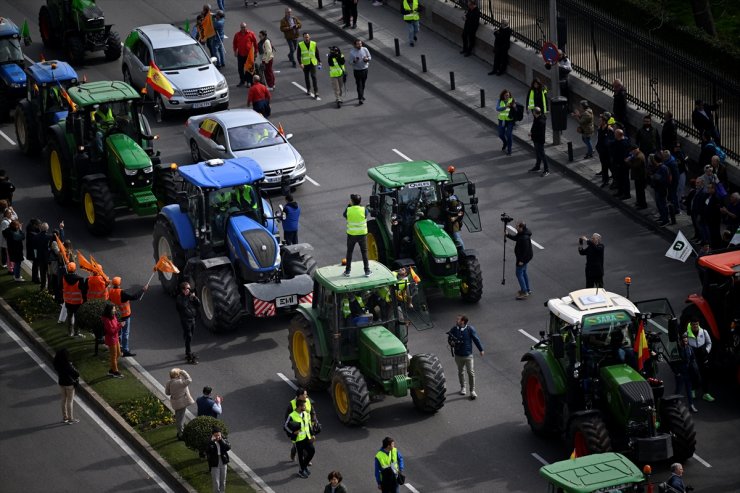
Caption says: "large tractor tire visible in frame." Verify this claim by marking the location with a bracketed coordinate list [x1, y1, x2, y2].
[288, 315, 326, 390]
[47, 138, 72, 205]
[152, 216, 186, 295]
[39, 6, 55, 48]
[409, 353, 446, 413]
[366, 220, 388, 265]
[104, 31, 122, 61]
[568, 414, 612, 457]
[282, 249, 317, 279]
[15, 100, 38, 155]
[331, 366, 371, 426]
[196, 266, 245, 332]
[67, 36, 86, 65]
[153, 168, 179, 209]
[459, 254, 483, 303]
[81, 181, 116, 236]
[521, 360, 562, 436]
[661, 399, 697, 461]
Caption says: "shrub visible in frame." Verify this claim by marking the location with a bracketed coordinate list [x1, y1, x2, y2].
[117, 395, 174, 430]
[75, 299, 110, 335]
[183, 416, 229, 455]
[16, 290, 58, 323]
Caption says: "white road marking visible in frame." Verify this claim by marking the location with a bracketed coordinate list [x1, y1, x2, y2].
[692, 453, 712, 468]
[277, 372, 298, 390]
[0, 318, 174, 492]
[392, 148, 413, 162]
[519, 329, 540, 343]
[291, 81, 308, 92]
[531, 452, 549, 466]
[506, 224, 544, 249]
[405, 483, 421, 492]
[24, 54, 34, 64]
[305, 175, 320, 186]
[0, 130, 17, 146]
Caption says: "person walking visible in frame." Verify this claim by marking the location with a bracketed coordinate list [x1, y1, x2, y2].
[233, 22, 257, 87]
[324, 471, 348, 493]
[401, 0, 420, 46]
[460, 0, 480, 57]
[207, 427, 231, 493]
[166, 367, 195, 440]
[176, 281, 201, 364]
[284, 399, 315, 479]
[349, 39, 371, 104]
[102, 304, 124, 379]
[62, 262, 87, 337]
[528, 107, 549, 176]
[666, 463, 687, 493]
[686, 318, 715, 403]
[257, 31, 275, 90]
[213, 10, 226, 68]
[447, 314, 484, 399]
[343, 194, 370, 277]
[108, 276, 147, 358]
[674, 333, 699, 413]
[53, 348, 80, 424]
[247, 75, 271, 117]
[374, 437, 405, 493]
[626, 145, 648, 209]
[279, 8, 302, 68]
[488, 19, 511, 75]
[505, 221, 533, 300]
[298, 32, 321, 99]
[526, 78, 548, 115]
[282, 194, 300, 245]
[197, 386, 224, 418]
[578, 233, 604, 288]
[284, 387, 318, 462]
[572, 100, 595, 159]
[496, 89, 515, 155]
[327, 46, 347, 108]
[3, 219, 25, 281]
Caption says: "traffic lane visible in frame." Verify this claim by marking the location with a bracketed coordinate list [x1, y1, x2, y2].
[0, 320, 168, 493]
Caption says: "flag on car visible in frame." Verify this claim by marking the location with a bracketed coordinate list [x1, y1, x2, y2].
[664, 230, 693, 263]
[277, 122, 285, 136]
[633, 319, 650, 371]
[153, 255, 180, 274]
[199, 119, 218, 138]
[146, 61, 175, 99]
[21, 20, 32, 46]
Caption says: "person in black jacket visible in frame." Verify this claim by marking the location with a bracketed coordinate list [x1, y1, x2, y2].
[488, 19, 511, 75]
[460, 0, 480, 57]
[527, 107, 549, 176]
[662, 110, 678, 152]
[53, 348, 80, 424]
[578, 233, 604, 288]
[206, 427, 231, 493]
[3, 220, 25, 281]
[505, 221, 534, 300]
[0, 171, 15, 204]
[612, 79, 627, 128]
[30, 222, 56, 291]
[692, 99, 721, 144]
[176, 281, 201, 364]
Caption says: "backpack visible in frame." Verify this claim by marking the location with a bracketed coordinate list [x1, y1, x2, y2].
[513, 102, 525, 122]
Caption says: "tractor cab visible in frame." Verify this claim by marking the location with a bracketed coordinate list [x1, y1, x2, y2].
[0, 17, 27, 115]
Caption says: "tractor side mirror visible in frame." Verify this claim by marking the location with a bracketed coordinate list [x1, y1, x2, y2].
[467, 182, 476, 196]
[667, 317, 679, 342]
[552, 332, 565, 358]
[176, 191, 189, 213]
[369, 195, 379, 210]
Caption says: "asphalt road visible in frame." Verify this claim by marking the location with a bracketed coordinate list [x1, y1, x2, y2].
[1, 0, 739, 491]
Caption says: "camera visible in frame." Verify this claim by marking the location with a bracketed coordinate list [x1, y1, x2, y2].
[500, 213, 513, 224]
[579, 237, 584, 245]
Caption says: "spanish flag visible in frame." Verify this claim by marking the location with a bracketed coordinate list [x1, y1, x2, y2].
[153, 255, 180, 274]
[57, 82, 77, 112]
[570, 448, 578, 460]
[199, 119, 218, 138]
[633, 319, 650, 371]
[200, 12, 216, 41]
[146, 61, 175, 99]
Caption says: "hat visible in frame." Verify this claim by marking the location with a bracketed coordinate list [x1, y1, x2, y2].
[603, 111, 612, 119]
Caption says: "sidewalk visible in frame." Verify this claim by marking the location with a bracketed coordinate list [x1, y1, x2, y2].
[287, 0, 694, 242]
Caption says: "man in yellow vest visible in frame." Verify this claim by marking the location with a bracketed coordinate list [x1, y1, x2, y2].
[343, 193, 370, 277]
[108, 276, 147, 357]
[395, 266, 420, 308]
[283, 398, 315, 479]
[527, 78, 548, 115]
[401, 0, 420, 47]
[327, 46, 346, 108]
[284, 388, 318, 462]
[374, 436, 405, 492]
[297, 32, 321, 100]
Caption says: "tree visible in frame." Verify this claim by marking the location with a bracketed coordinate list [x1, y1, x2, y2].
[689, 0, 717, 37]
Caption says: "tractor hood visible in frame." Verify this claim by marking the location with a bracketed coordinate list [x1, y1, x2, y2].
[105, 133, 152, 169]
[413, 219, 457, 258]
[599, 364, 653, 425]
[360, 326, 407, 357]
[0, 63, 26, 88]
[226, 214, 279, 272]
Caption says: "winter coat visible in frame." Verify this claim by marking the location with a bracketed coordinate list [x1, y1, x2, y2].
[507, 227, 534, 264]
[3, 227, 24, 262]
[206, 438, 231, 468]
[102, 316, 122, 347]
[530, 114, 547, 144]
[447, 323, 484, 357]
[54, 359, 79, 387]
[166, 371, 195, 411]
[283, 201, 301, 232]
[578, 108, 594, 135]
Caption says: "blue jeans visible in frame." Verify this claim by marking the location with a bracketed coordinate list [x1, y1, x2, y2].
[515, 262, 530, 293]
[451, 231, 465, 249]
[406, 20, 419, 44]
[12, 260, 21, 278]
[214, 36, 226, 67]
[217, 0, 225, 10]
[499, 120, 514, 154]
[286, 39, 298, 64]
[119, 317, 131, 353]
[582, 135, 593, 156]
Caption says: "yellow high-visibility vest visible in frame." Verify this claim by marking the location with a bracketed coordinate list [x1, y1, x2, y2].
[402, 0, 419, 21]
[298, 40, 317, 66]
[346, 205, 367, 235]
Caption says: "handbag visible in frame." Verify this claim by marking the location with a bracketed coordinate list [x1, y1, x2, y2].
[397, 472, 406, 485]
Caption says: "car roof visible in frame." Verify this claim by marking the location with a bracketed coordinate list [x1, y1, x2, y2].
[368, 161, 449, 188]
[204, 109, 268, 128]
[0, 17, 20, 37]
[547, 289, 639, 326]
[314, 261, 398, 293]
[697, 250, 740, 276]
[539, 453, 644, 493]
[136, 24, 197, 49]
[27, 61, 78, 84]
[177, 157, 266, 189]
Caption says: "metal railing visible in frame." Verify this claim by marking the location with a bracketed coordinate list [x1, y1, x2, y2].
[457, 0, 739, 161]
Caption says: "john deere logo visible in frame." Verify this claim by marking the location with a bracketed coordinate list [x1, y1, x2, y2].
[673, 241, 685, 251]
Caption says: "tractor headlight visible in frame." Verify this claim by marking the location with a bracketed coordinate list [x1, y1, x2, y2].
[142, 165, 153, 174]
[449, 255, 458, 262]
[216, 78, 227, 90]
[124, 168, 138, 176]
[433, 257, 447, 264]
[273, 250, 281, 267]
[247, 252, 260, 270]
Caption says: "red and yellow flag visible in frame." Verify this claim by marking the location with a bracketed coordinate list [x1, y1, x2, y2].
[199, 119, 218, 138]
[633, 320, 650, 371]
[146, 61, 175, 99]
[570, 448, 578, 460]
[57, 82, 77, 112]
[153, 255, 180, 274]
[200, 13, 216, 40]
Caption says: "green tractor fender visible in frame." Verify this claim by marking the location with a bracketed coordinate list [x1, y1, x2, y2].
[290, 305, 332, 390]
[521, 350, 567, 396]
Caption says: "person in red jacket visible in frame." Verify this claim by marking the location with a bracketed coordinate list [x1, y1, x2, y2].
[233, 22, 258, 87]
[247, 75, 271, 118]
[102, 303, 124, 378]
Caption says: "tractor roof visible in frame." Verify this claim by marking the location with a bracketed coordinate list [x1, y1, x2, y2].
[27, 60, 78, 85]
[697, 249, 740, 276]
[0, 17, 20, 37]
[548, 289, 638, 326]
[314, 261, 397, 293]
[368, 161, 449, 188]
[177, 157, 265, 189]
[539, 453, 644, 493]
[67, 81, 140, 107]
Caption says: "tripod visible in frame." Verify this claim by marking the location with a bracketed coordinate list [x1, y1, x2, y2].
[501, 222, 508, 285]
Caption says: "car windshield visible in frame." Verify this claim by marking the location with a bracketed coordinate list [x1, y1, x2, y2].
[0, 37, 22, 63]
[228, 123, 285, 151]
[154, 44, 210, 70]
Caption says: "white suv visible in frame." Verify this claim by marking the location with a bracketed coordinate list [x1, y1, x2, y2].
[122, 24, 229, 118]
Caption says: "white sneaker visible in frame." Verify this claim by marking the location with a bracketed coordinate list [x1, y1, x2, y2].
[459, 388, 467, 395]
[690, 404, 698, 413]
[470, 391, 478, 400]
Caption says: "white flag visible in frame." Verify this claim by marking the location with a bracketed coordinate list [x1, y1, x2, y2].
[731, 227, 740, 246]
[665, 230, 694, 262]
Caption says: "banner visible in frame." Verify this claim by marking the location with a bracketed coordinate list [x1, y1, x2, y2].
[665, 231, 694, 263]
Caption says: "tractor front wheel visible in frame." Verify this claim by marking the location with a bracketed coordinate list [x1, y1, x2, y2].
[81, 181, 115, 236]
[661, 399, 697, 461]
[568, 414, 612, 457]
[459, 254, 483, 303]
[196, 266, 245, 332]
[331, 366, 370, 426]
[410, 353, 446, 413]
[152, 216, 186, 295]
[47, 139, 71, 205]
[67, 36, 85, 65]
[288, 315, 326, 390]
[366, 220, 387, 265]
[521, 360, 561, 436]
[104, 31, 122, 61]
[15, 100, 38, 155]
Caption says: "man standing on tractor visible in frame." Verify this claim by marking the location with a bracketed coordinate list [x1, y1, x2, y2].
[284, 388, 318, 462]
[374, 436, 405, 493]
[578, 233, 605, 288]
[108, 276, 147, 358]
[447, 314, 484, 400]
[284, 398, 315, 479]
[686, 317, 715, 403]
[443, 185, 465, 249]
[343, 194, 371, 277]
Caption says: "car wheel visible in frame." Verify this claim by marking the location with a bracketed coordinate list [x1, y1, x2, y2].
[190, 139, 202, 163]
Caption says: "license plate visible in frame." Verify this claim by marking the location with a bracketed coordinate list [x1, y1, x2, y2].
[192, 101, 212, 109]
[276, 295, 297, 307]
[266, 176, 282, 183]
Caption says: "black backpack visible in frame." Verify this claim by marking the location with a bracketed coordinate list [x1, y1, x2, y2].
[512, 102, 525, 122]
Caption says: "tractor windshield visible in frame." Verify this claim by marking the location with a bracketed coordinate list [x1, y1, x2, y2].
[228, 123, 285, 151]
[0, 36, 22, 63]
[581, 310, 634, 349]
[397, 182, 439, 207]
[154, 44, 210, 70]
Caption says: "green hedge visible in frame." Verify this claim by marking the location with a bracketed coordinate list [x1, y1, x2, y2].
[183, 416, 230, 455]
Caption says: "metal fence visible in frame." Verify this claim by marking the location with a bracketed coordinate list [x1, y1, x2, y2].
[461, 0, 740, 161]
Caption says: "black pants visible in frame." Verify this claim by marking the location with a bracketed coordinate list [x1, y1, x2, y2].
[492, 49, 508, 74]
[353, 69, 368, 100]
[586, 274, 604, 289]
[237, 55, 254, 85]
[66, 303, 82, 334]
[618, 167, 631, 197]
[0, 247, 6, 265]
[303, 65, 318, 94]
[598, 153, 611, 183]
[462, 28, 477, 54]
[344, 1, 357, 25]
[533, 141, 548, 171]
[38, 262, 48, 290]
[181, 319, 196, 357]
[345, 234, 369, 273]
[295, 439, 315, 471]
[634, 177, 647, 207]
[284, 230, 298, 245]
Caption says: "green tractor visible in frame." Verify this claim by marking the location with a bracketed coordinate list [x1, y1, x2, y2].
[540, 452, 650, 493]
[38, 0, 121, 65]
[288, 260, 446, 425]
[521, 289, 696, 463]
[366, 161, 483, 303]
[45, 80, 177, 235]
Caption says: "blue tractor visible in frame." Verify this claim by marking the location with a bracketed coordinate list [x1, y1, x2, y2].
[15, 60, 78, 155]
[0, 17, 27, 119]
[153, 157, 316, 333]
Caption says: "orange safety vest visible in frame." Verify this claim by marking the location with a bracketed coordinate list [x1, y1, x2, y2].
[62, 277, 84, 305]
[87, 276, 109, 300]
[108, 288, 131, 318]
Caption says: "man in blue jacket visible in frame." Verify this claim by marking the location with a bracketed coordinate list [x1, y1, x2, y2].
[374, 436, 404, 493]
[197, 386, 223, 418]
[282, 194, 301, 245]
[447, 314, 484, 400]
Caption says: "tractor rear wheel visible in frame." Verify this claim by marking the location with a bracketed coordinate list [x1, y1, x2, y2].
[67, 35, 85, 65]
[331, 366, 370, 426]
[410, 353, 446, 413]
[39, 6, 55, 47]
[282, 249, 317, 278]
[104, 31, 122, 61]
[521, 360, 561, 436]
[366, 220, 387, 265]
[661, 399, 697, 461]
[568, 414, 612, 457]
[81, 181, 115, 236]
[288, 315, 326, 390]
[196, 266, 245, 332]
[15, 100, 38, 155]
[459, 254, 483, 303]
[47, 139, 72, 205]
[152, 216, 186, 295]
[153, 167, 179, 209]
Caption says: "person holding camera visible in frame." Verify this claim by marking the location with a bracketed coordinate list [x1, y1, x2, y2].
[176, 281, 201, 364]
[578, 233, 604, 288]
[447, 314, 484, 399]
[505, 221, 533, 300]
[343, 194, 371, 277]
[197, 386, 224, 418]
[165, 367, 195, 440]
[349, 39, 371, 104]
[374, 436, 405, 493]
[206, 427, 231, 493]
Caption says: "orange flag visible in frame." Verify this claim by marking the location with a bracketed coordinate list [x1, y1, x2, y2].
[277, 122, 285, 136]
[77, 251, 96, 273]
[89, 254, 110, 284]
[55, 234, 69, 266]
[153, 255, 180, 274]
[200, 12, 216, 40]
[146, 61, 175, 99]
[243, 49, 255, 74]
[633, 319, 650, 371]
